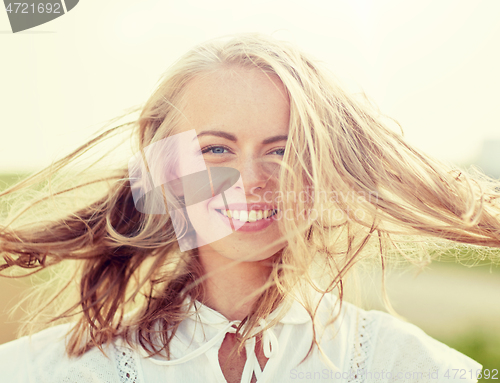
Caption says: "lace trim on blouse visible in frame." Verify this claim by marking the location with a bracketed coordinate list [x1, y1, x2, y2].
[347, 309, 376, 383]
[111, 309, 376, 383]
[114, 345, 141, 383]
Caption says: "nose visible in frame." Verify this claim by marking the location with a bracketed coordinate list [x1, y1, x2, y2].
[237, 157, 270, 196]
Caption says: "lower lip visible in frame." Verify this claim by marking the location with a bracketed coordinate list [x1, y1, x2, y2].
[215, 210, 276, 232]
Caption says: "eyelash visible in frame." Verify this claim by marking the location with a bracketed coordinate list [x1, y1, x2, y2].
[271, 148, 285, 156]
[201, 145, 232, 155]
[201, 145, 285, 156]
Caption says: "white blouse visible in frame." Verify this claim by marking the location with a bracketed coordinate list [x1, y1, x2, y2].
[0, 292, 481, 383]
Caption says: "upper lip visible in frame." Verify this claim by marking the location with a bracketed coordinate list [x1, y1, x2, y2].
[213, 203, 278, 211]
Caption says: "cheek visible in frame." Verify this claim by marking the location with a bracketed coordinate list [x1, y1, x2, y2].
[185, 202, 209, 225]
[186, 202, 233, 247]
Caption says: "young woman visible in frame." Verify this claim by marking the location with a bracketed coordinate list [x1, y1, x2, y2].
[1, 33, 499, 383]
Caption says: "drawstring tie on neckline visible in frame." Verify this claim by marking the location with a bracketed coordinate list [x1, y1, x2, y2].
[241, 318, 279, 380]
[140, 317, 279, 371]
[131, 296, 317, 382]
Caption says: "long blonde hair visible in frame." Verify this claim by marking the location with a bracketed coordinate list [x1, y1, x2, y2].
[1, 33, 499, 362]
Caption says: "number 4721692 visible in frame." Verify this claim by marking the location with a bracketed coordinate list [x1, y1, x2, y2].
[5, 3, 62, 14]
[444, 369, 498, 380]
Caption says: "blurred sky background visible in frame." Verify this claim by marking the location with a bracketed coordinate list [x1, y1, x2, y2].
[1, 0, 500, 174]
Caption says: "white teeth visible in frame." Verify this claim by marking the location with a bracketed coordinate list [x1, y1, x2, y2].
[218, 209, 277, 222]
[248, 210, 257, 222]
[239, 210, 249, 222]
[266, 209, 276, 218]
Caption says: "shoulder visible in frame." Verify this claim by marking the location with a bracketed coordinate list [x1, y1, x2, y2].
[343, 304, 482, 382]
[0, 324, 70, 382]
[0, 323, 142, 383]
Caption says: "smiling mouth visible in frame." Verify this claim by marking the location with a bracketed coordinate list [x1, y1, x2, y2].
[214, 209, 278, 223]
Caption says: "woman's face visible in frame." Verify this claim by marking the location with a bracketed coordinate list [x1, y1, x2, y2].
[174, 65, 290, 262]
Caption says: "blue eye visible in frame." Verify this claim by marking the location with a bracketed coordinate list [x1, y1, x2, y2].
[201, 145, 230, 155]
[269, 148, 285, 156]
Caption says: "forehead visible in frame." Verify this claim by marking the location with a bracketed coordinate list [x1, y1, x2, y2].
[176, 66, 290, 137]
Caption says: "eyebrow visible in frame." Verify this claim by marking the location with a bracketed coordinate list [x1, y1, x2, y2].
[197, 130, 237, 142]
[261, 134, 288, 145]
[196, 130, 288, 145]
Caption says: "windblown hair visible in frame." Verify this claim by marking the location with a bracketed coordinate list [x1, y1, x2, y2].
[1, 33, 500, 364]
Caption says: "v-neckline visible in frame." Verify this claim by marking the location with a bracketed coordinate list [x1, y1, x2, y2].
[207, 324, 294, 383]
[217, 332, 269, 383]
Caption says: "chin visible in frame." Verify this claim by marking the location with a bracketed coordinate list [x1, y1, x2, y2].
[200, 235, 285, 263]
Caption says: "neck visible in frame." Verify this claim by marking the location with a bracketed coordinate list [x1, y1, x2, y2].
[196, 248, 277, 321]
